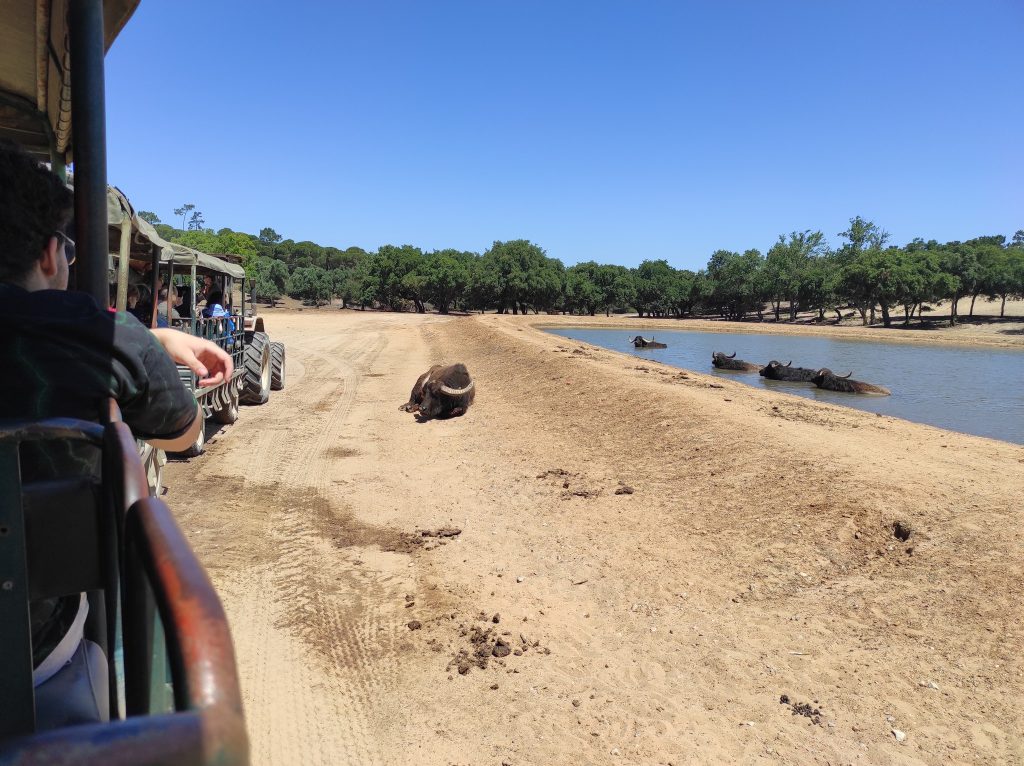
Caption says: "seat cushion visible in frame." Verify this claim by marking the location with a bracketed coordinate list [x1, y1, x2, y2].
[34, 639, 110, 731]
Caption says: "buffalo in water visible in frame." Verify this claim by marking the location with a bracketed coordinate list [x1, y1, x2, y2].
[759, 360, 817, 382]
[711, 351, 760, 372]
[399, 363, 476, 419]
[811, 368, 891, 396]
[631, 336, 667, 349]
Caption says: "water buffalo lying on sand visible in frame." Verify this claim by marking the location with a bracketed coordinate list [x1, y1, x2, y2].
[812, 368, 891, 396]
[399, 363, 476, 419]
[711, 351, 760, 372]
[759, 360, 817, 382]
[631, 336, 667, 349]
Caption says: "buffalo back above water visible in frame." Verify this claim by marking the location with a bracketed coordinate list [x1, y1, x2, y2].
[711, 351, 760, 372]
[759, 360, 817, 382]
[811, 368, 891, 396]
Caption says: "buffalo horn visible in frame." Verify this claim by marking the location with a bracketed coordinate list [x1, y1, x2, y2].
[785, 361, 791, 367]
[727, 352, 736, 358]
[439, 380, 475, 396]
[839, 372, 853, 379]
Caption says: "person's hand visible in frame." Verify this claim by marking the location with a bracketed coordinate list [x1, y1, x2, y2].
[150, 328, 233, 387]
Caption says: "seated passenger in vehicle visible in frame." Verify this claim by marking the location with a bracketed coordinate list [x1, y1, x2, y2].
[0, 140, 233, 717]
[156, 285, 182, 327]
[203, 289, 235, 333]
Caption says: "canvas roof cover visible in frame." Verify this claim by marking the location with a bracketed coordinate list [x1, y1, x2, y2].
[0, 0, 139, 158]
[106, 186, 245, 279]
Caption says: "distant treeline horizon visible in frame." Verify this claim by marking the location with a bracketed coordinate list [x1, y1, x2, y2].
[141, 210, 1023, 327]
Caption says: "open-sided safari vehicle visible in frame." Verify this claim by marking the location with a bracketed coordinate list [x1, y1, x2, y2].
[106, 189, 287, 457]
[0, 1, 248, 762]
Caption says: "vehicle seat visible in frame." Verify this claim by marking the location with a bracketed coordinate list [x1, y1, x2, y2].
[34, 639, 109, 731]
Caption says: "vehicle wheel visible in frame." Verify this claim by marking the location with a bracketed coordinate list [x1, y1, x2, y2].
[213, 389, 240, 424]
[241, 331, 270, 405]
[178, 420, 206, 458]
[270, 342, 286, 391]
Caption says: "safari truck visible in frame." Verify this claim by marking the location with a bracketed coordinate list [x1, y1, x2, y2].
[0, 1, 247, 763]
[106, 189, 287, 456]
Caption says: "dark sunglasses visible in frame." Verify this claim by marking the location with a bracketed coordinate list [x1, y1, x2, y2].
[55, 231, 76, 266]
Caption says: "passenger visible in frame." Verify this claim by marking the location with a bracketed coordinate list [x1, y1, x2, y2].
[126, 283, 140, 312]
[0, 140, 232, 698]
[156, 285, 182, 326]
[203, 289, 235, 334]
[177, 284, 192, 318]
[132, 283, 152, 324]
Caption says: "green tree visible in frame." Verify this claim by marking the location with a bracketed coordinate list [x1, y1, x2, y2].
[986, 246, 1024, 317]
[836, 217, 889, 323]
[705, 249, 764, 320]
[138, 210, 161, 225]
[288, 266, 332, 306]
[763, 230, 827, 320]
[593, 264, 636, 316]
[173, 203, 195, 232]
[480, 240, 561, 314]
[420, 249, 472, 314]
[633, 260, 676, 317]
[249, 256, 290, 307]
[364, 245, 424, 311]
[564, 262, 602, 315]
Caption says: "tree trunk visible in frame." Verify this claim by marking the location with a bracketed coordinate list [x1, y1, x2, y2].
[834, 307, 842, 322]
[1001, 295, 1006, 317]
[880, 304, 891, 327]
[869, 305, 875, 325]
[903, 305, 911, 325]
[969, 292, 977, 316]
[858, 305, 867, 326]
[773, 301, 780, 322]
[949, 293, 958, 326]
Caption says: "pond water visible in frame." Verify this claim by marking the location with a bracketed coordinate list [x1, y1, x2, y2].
[545, 327, 1024, 445]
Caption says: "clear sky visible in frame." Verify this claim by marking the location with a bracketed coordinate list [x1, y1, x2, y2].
[104, 1, 1023, 270]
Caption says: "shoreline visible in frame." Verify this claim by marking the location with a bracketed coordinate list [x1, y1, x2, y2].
[526, 312, 1024, 350]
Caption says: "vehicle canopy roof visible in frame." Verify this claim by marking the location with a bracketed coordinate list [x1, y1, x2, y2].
[0, 0, 139, 160]
[106, 186, 245, 280]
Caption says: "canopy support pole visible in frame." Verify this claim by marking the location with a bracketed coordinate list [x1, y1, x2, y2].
[68, 0, 109, 306]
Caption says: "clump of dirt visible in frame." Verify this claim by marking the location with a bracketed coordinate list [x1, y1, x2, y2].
[446, 617, 548, 675]
[562, 487, 600, 500]
[537, 468, 573, 479]
[892, 521, 913, 542]
[615, 484, 635, 495]
[779, 694, 823, 725]
[419, 527, 462, 539]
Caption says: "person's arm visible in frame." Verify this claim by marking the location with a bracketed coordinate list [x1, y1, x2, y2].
[145, 403, 203, 451]
[149, 328, 233, 387]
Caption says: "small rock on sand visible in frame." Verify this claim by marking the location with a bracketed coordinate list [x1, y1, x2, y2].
[892, 729, 907, 743]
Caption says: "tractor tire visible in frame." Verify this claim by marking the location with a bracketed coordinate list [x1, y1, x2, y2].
[213, 388, 240, 424]
[270, 342, 286, 391]
[241, 331, 271, 405]
[178, 420, 206, 458]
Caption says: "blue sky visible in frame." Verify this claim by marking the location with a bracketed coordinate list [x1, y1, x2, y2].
[105, 1, 1023, 270]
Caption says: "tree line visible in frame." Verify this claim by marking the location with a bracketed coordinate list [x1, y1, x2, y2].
[139, 208, 1024, 327]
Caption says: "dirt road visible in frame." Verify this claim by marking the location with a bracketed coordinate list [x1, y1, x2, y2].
[164, 311, 1024, 765]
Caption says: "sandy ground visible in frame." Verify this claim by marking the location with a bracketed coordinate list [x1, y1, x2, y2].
[164, 310, 1023, 766]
